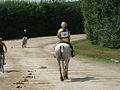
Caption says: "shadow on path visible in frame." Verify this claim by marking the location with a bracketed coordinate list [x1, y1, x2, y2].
[68, 77, 96, 82]
[25, 47, 38, 48]
[5, 70, 20, 73]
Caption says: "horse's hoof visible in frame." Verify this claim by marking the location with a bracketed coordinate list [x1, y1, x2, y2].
[53, 55, 56, 58]
[64, 76, 68, 79]
[64, 76, 66, 79]
[60, 77, 64, 81]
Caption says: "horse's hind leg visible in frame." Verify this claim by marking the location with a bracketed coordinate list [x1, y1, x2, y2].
[22, 44, 24, 48]
[64, 59, 70, 79]
[25, 39, 27, 48]
[58, 60, 64, 81]
[62, 60, 67, 79]
[24, 44, 26, 48]
[22, 42, 24, 48]
[64, 66, 68, 79]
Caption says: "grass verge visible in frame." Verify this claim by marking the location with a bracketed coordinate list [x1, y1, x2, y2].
[72, 39, 120, 64]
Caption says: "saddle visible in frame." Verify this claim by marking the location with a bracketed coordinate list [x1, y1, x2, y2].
[59, 40, 69, 44]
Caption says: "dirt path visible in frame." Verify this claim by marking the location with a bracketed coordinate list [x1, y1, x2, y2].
[0, 34, 120, 90]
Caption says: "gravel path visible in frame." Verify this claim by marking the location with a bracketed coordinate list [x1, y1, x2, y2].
[0, 34, 120, 90]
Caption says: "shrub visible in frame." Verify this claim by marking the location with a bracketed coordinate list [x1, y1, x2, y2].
[81, 0, 120, 48]
[0, 1, 84, 39]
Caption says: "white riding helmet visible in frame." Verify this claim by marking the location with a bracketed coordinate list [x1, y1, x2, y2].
[24, 29, 27, 32]
[0, 37, 2, 40]
[61, 22, 67, 28]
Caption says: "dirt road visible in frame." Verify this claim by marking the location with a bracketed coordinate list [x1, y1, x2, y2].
[0, 34, 120, 90]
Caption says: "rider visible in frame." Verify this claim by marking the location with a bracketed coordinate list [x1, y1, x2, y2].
[0, 37, 7, 65]
[21, 29, 28, 41]
[21, 29, 28, 38]
[57, 22, 75, 57]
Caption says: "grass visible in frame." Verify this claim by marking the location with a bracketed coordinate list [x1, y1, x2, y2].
[72, 39, 120, 64]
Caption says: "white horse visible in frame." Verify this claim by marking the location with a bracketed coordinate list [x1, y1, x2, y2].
[55, 43, 71, 81]
[22, 37, 27, 48]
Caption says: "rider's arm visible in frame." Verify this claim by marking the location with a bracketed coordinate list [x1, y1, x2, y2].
[57, 31, 60, 39]
[57, 29, 63, 39]
[3, 43, 7, 53]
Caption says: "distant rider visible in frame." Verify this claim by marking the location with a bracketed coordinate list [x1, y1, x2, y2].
[0, 37, 7, 65]
[21, 29, 28, 41]
[57, 22, 75, 57]
[22, 29, 28, 38]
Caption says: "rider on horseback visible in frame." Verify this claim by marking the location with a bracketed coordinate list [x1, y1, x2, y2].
[21, 29, 28, 41]
[21, 29, 28, 38]
[57, 22, 75, 57]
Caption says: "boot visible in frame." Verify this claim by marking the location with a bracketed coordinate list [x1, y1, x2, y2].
[71, 51, 75, 57]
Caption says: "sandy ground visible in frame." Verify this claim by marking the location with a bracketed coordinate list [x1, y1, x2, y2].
[0, 34, 120, 90]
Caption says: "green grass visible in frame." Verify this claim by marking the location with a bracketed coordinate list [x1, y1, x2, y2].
[72, 39, 120, 64]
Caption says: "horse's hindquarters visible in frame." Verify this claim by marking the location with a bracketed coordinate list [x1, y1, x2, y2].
[22, 37, 27, 43]
[55, 43, 71, 60]
[54, 43, 71, 81]
[22, 37, 27, 48]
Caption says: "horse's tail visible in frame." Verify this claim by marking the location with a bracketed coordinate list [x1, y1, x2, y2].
[60, 45, 64, 59]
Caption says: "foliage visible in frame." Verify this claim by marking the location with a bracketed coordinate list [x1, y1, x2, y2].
[81, 0, 120, 48]
[0, 1, 84, 39]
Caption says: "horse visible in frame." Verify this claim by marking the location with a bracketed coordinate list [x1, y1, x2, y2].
[54, 43, 71, 81]
[22, 37, 27, 48]
[0, 54, 4, 73]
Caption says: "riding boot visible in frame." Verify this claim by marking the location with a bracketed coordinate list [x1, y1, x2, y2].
[71, 51, 75, 57]
[68, 43, 75, 57]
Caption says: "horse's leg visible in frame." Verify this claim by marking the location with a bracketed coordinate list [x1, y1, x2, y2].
[66, 64, 68, 79]
[62, 60, 66, 79]
[24, 42, 26, 48]
[64, 58, 70, 79]
[58, 60, 64, 81]
[22, 42, 24, 48]
[25, 39, 27, 48]
[22, 41, 23, 48]
[22, 38, 24, 48]
[63, 58, 67, 79]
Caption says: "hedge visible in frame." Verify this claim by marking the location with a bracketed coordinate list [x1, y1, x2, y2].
[81, 0, 120, 48]
[0, 1, 84, 40]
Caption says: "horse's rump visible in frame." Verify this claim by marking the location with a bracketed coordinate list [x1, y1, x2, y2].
[55, 43, 71, 60]
[22, 37, 27, 44]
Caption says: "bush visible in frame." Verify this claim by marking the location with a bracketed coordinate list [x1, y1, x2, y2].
[0, 1, 84, 40]
[81, 0, 120, 48]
